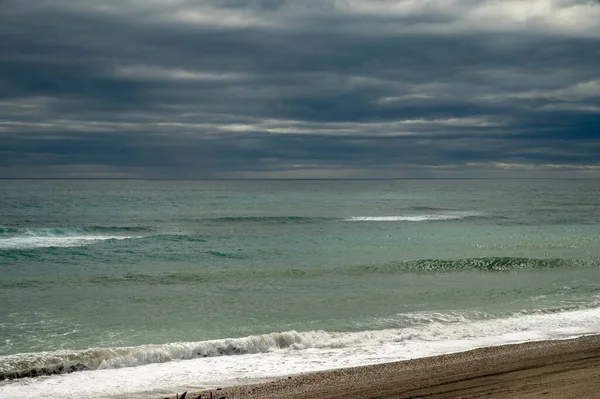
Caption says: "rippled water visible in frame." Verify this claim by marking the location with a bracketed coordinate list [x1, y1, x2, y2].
[1, 179, 599, 398]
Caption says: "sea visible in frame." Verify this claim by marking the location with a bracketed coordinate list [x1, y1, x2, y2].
[1, 179, 599, 398]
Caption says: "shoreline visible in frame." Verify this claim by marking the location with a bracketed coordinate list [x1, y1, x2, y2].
[171, 334, 600, 399]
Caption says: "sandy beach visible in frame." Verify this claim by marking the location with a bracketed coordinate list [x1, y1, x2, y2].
[171, 334, 600, 399]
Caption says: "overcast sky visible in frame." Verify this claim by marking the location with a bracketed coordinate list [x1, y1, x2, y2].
[1, 0, 599, 178]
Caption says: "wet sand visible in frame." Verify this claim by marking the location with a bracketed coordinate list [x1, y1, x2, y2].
[171, 334, 600, 399]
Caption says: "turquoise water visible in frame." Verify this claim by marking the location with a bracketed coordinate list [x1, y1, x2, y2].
[1, 179, 599, 397]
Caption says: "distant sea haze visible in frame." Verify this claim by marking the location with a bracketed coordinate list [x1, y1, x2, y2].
[1, 179, 599, 398]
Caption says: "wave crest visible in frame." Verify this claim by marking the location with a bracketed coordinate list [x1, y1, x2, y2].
[388, 257, 590, 272]
[0, 226, 150, 237]
[3, 304, 600, 381]
[0, 226, 149, 250]
[345, 211, 485, 222]
[0, 330, 358, 380]
[2, 257, 595, 289]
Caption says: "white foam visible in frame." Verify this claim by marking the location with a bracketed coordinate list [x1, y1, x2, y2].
[346, 211, 484, 222]
[0, 235, 138, 250]
[1, 306, 599, 399]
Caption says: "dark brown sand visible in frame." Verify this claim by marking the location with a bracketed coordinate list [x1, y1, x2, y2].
[169, 335, 600, 399]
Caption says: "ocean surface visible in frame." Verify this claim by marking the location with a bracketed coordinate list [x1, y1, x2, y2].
[1, 179, 599, 398]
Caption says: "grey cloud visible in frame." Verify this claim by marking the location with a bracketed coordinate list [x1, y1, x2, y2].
[0, 0, 599, 177]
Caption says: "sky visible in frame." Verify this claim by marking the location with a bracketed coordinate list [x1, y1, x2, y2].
[1, 0, 599, 179]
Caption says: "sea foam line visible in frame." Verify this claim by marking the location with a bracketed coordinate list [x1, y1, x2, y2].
[0, 226, 152, 249]
[0, 235, 139, 250]
[345, 211, 484, 222]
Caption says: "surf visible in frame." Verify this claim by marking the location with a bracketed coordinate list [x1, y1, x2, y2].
[345, 211, 485, 222]
[0, 226, 150, 249]
[2, 304, 599, 382]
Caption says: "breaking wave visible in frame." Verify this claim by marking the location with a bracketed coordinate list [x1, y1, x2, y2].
[345, 211, 485, 222]
[0, 226, 150, 250]
[2, 257, 596, 289]
[2, 305, 599, 381]
[208, 216, 331, 224]
[0, 227, 150, 236]
[379, 257, 595, 272]
[206, 213, 485, 224]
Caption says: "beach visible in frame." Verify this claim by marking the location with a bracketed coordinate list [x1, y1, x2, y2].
[180, 335, 600, 399]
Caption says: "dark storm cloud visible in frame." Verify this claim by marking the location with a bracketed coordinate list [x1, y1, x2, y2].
[1, 0, 599, 177]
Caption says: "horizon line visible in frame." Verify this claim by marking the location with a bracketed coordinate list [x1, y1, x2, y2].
[1, 177, 598, 181]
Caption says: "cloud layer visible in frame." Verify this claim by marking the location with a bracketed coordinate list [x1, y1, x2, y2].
[1, 0, 599, 178]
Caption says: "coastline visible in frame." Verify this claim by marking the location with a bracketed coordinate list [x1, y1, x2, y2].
[171, 334, 600, 399]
